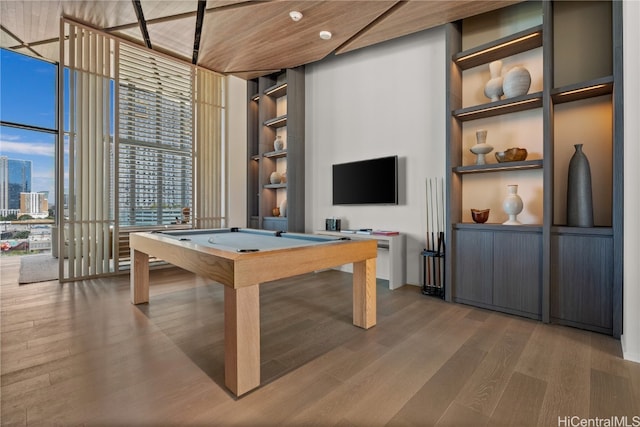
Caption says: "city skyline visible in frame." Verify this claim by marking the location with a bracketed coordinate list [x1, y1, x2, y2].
[0, 48, 56, 203]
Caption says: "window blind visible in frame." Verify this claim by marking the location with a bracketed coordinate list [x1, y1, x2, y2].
[118, 44, 194, 226]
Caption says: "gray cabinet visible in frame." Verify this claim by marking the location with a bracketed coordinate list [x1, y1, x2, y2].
[454, 229, 493, 306]
[550, 229, 613, 334]
[493, 231, 541, 317]
[454, 226, 541, 319]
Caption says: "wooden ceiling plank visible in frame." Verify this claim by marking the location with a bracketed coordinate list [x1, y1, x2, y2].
[1, 0, 524, 77]
[198, 1, 398, 73]
[336, 0, 525, 55]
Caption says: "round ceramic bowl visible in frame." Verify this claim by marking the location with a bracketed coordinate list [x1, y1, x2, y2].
[495, 148, 528, 162]
[471, 208, 490, 224]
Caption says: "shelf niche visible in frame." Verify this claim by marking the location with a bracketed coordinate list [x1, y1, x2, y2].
[246, 67, 305, 232]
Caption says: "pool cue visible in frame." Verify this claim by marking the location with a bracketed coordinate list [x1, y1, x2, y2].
[425, 178, 432, 289]
[433, 177, 440, 289]
[430, 178, 438, 287]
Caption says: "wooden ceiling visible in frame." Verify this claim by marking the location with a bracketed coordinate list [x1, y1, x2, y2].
[0, 0, 522, 79]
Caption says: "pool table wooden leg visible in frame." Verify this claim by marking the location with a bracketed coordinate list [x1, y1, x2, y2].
[131, 249, 149, 304]
[224, 284, 260, 396]
[353, 257, 377, 329]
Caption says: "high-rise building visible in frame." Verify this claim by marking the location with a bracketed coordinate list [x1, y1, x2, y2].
[0, 156, 32, 210]
[0, 156, 7, 211]
[20, 192, 48, 218]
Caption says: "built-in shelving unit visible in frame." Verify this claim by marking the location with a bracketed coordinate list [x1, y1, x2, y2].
[247, 67, 305, 232]
[445, 1, 622, 336]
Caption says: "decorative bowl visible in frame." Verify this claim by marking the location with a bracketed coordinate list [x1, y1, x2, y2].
[495, 148, 528, 162]
[471, 208, 490, 224]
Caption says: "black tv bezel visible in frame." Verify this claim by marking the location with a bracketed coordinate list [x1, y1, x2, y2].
[332, 155, 398, 206]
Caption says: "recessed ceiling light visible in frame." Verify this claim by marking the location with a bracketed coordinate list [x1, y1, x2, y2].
[319, 30, 332, 40]
[289, 11, 303, 22]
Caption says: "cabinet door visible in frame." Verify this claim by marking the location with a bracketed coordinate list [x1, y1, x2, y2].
[493, 232, 542, 317]
[263, 217, 287, 232]
[550, 234, 613, 332]
[454, 230, 493, 305]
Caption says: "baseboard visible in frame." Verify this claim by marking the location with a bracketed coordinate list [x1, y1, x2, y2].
[621, 334, 640, 364]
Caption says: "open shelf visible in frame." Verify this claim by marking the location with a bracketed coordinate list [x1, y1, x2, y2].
[453, 92, 543, 121]
[264, 183, 286, 189]
[264, 114, 287, 128]
[551, 76, 614, 104]
[453, 25, 543, 70]
[454, 159, 543, 174]
[264, 82, 287, 98]
[263, 149, 287, 159]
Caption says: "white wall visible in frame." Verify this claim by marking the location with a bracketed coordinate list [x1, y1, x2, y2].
[622, 0, 640, 363]
[227, 75, 247, 228]
[305, 27, 446, 285]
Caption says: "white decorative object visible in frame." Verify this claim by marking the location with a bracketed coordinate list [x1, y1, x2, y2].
[484, 60, 504, 102]
[502, 184, 524, 225]
[470, 129, 494, 165]
[269, 171, 282, 184]
[503, 66, 531, 98]
[279, 199, 287, 217]
[274, 135, 284, 151]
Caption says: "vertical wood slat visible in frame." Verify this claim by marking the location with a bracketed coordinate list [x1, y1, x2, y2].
[67, 23, 76, 279]
[58, 17, 65, 281]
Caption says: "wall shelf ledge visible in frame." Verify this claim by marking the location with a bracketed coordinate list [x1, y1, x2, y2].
[454, 159, 543, 174]
[453, 92, 543, 121]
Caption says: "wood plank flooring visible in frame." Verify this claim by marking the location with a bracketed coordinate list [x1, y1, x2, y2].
[2, 255, 640, 426]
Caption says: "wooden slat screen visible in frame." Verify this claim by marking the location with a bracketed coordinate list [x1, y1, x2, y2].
[59, 18, 227, 281]
[59, 20, 116, 281]
[195, 68, 227, 229]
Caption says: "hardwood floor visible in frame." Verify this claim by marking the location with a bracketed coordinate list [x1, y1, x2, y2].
[1, 255, 639, 426]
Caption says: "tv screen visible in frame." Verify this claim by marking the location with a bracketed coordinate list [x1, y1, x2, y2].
[332, 156, 398, 205]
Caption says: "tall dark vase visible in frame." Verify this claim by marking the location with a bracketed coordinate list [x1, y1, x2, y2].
[567, 143, 594, 227]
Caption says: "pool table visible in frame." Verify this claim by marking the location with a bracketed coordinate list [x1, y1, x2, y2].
[129, 227, 377, 396]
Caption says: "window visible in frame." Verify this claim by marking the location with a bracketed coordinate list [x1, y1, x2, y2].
[118, 44, 193, 226]
[0, 49, 56, 257]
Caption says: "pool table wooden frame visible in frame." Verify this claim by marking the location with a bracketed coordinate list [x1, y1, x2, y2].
[129, 228, 377, 397]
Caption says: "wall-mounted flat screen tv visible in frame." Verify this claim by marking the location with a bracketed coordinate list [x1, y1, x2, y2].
[332, 155, 398, 205]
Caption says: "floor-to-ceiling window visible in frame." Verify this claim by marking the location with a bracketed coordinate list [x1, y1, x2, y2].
[0, 48, 56, 256]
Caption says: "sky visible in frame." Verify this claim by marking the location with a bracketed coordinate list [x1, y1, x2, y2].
[0, 48, 57, 202]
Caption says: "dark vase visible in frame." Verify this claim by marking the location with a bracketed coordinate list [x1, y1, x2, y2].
[567, 143, 594, 227]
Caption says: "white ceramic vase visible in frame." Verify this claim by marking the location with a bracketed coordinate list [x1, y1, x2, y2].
[503, 66, 531, 98]
[274, 135, 284, 151]
[470, 129, 494, 165]
[484, 60, 504, 102]
[279, 199, 287, 217]
[502, 184, 523, 225]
